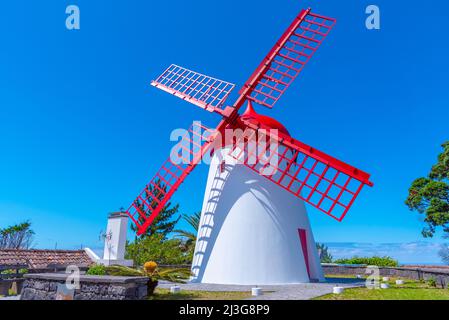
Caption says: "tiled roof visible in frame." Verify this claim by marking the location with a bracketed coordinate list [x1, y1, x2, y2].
[0, 249, 95, 269]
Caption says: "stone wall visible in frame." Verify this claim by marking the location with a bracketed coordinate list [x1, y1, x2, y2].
[323, 264, 449, 288]
[21, 273, 150, 300]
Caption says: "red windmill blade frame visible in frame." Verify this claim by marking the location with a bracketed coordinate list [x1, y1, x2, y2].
[126, 123, 215, 235]
[125, 7, 373, 236]
[230, 117, 373, 221]
[238, 8, 336, 109]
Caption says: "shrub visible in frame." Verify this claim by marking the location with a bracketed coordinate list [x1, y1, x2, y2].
[86, 264, 107, 275]
[334, 256, 399, 267]
[125, 234, 191, 266]
[0, 268, 28, 275]
[427, 277, 437, 287]
[0, 269, 14, 275]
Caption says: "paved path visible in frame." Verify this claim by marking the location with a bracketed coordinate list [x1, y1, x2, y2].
[158, 278, 365, 300]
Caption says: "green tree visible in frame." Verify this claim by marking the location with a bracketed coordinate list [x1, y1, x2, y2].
[125, 234, 191, 266]
[316, 243, 333, 263]
[0, 221, 35, 249]
[130, 180, 181, 239]
[406, 141, 449, 237]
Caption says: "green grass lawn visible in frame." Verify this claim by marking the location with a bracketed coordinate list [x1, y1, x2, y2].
[316, 277, 449, 300]
[149, 288, 251, 300]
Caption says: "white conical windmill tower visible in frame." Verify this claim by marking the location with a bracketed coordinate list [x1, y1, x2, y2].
[125, 8, 373, 284]
[190, 102, 324, 284]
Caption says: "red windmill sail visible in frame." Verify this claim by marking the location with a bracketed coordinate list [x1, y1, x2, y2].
[230, 112, 373, 221]
[126, 7, 373, 236]
[237, 8, 336, 109]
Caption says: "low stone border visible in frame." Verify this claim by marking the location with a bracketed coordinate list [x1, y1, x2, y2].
[323, 264, 449, 288]
[21, 273, 150, 300]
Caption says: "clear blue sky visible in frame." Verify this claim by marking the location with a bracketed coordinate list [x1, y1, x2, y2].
[1, 1, 448, 262]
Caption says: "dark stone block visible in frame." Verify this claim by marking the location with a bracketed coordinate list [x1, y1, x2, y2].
[21, 273, 151, 300]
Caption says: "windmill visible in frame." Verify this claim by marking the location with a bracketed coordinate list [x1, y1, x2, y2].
[125, 7, 374, 284]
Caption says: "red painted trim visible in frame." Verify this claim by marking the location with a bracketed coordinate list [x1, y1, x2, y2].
[298, 228, 311, 279]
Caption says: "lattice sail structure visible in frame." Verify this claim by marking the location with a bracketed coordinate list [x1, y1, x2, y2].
[126, 123, 214, 235]
[151, 64, 235, 114]
[228, 119, 373, 221]
[125, 7, 373, 237]
[239, 10, 336, 109]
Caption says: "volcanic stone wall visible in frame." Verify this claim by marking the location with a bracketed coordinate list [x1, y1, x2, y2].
[21, 273, 149, 300]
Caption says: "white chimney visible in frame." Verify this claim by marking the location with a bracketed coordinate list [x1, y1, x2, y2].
[100, 212, 133, 267]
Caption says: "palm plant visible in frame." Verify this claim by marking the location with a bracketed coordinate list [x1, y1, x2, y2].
[174, 212, 201, 246]
[87, 265, 190, 283]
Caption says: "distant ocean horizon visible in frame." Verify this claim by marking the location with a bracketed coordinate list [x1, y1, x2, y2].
[323, 241, 447, 265]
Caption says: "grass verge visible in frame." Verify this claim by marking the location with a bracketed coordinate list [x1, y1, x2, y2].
[315, 277, 449, 300]
[149, 288, 251, 300]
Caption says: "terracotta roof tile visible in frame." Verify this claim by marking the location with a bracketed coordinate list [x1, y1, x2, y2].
[0, 249, 95, 269]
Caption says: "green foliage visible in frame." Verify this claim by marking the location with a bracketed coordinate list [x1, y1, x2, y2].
[130, 180, 181, 239]
[427, 277, 437, 287]
[86, 264, 142, 277]
[85, 264, 190, 283]
[174, 211, 201, 245]
[104, 265, 144, 277]
[173, 211, 201, 261]
[316, 243, 333, 263]
[406, 142, 449, 237]
[86, 264, 107, 275]
[0, 268, 27, 275]
[125, 233, 191, 266]
[155, 268, 191, 283]
[126, 209, 200, 267]
[334, 256, 399, 267]
[0, 269, 14, 275]
[0, 220, 35, 249]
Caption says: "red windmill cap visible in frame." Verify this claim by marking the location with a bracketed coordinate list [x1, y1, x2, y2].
[240, 101, 290, 136]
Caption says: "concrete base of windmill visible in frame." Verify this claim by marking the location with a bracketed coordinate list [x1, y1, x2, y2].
[251, 287, 263, 296]
[333, 286, 344, 294]
[170, 286, 181, 294]
[98, 259, 134, 267]
[381, 283, 390, 289]
[382, 277, 390, 282]
[396, 279, 404, 285]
